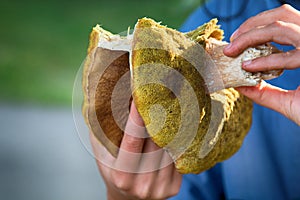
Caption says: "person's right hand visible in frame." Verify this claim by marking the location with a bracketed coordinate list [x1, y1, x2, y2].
[91, 102, 182, 200]
[223, 4, 300, 125]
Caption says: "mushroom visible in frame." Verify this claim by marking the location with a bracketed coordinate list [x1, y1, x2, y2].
[82, 18, 282, 173]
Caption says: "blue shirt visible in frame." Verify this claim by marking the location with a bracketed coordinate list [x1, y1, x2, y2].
[170, 0, 300, 199]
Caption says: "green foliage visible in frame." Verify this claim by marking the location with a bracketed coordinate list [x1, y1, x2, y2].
[0, 0, 204, 105]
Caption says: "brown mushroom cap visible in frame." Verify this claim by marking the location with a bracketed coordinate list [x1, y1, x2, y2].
[82, 26, 131, 157]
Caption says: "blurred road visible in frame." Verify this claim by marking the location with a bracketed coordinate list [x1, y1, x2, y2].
[0, 104, 106, 200]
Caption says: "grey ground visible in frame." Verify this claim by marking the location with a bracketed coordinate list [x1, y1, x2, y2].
[0, 104, 106, 200]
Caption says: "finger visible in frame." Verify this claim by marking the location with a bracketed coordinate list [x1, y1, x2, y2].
[90, 131, 115, 167]
[143, 138, 160, 153]
[120, 102, 145, 152]
[132, 171, 158, 200]
[152, 162, 182, 199]
[231, 4, 300, 41]
[157, 155, 177, 186]
[170, 167, 183, 196]
[115, 102, 147, 172]
[236, 81, 300, 125]
[242, 49, 300, 72]
[124, 101, 148, 138]
[224, 21, 300, 57]
[139, 138, 165, 172]
[122, 140, 163, 199]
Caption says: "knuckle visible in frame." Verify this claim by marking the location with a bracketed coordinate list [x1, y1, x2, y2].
[270, 20, 286, 29]
[262, 55, 277, 70]
[133, 179, 154, 199]
[121, 134, 144, 153]
[125, 135, 141, 146]
[114, 180, 130, 191]
[238, 33, 257, 50]
[280, 4, 293, 12]
[279, 51, 294, 68]
[282, 50, 300, 70]
[295, 38, 300, 48]
[125, 138, 143, 152]
[229, 36, 248, 55]
[282, 51, 293, 59]
[135, 188, 151, 200]
[246, 36, 256, 46]
[111, 172, 131, 191]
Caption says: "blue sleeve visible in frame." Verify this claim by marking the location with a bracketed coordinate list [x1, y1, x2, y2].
[180, 0, 281, 41]
[171, 0, 300, 199]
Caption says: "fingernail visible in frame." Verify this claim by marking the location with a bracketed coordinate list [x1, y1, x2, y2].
[224, 43, 232, 51]
[242, 60, 252, 69]
[230, 29, 239, 42]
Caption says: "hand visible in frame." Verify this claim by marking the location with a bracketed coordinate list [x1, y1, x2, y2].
[91, 102, 182, 200]
[223, 4, 300, 125]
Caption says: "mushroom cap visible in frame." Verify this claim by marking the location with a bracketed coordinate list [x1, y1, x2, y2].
[131, 18, 252, 173]
[82, 26, 131, 157]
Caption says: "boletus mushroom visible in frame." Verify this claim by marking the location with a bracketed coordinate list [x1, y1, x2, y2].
[82, 18, 282, 174]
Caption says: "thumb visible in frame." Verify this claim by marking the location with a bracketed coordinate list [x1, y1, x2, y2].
[236, 81, 300, 125]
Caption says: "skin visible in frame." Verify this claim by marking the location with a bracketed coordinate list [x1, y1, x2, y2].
[91, 102, 182, 200]
[224, 4, 300, 126]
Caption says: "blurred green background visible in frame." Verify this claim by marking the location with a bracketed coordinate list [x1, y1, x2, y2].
[0, 0, 204, 106]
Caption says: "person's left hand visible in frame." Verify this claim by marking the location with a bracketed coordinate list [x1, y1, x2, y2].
[223, 4, 300, 125]
[91, 102, 182, 200]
